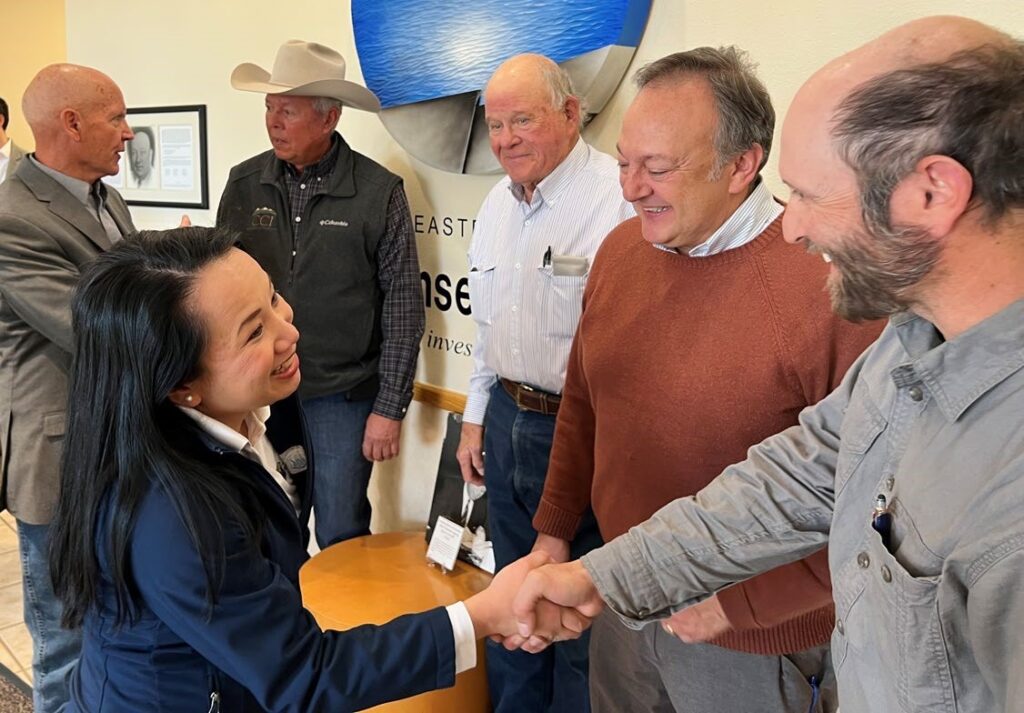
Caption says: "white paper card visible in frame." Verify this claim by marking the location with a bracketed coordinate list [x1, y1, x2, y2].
[427, 515, 464, 572]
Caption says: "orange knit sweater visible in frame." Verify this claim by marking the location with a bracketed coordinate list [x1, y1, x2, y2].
[534, 215, 884, 655]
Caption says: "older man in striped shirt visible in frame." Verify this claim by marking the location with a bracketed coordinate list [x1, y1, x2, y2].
[456, 53, 633, 713]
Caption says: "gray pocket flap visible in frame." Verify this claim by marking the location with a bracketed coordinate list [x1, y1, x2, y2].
[43, 411, 66, 438]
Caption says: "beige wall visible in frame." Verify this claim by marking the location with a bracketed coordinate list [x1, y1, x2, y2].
[3, 0, 67, 150]
[63, 0, 1024, 531]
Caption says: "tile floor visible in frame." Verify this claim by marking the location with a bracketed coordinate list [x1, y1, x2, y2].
[0, 511, 32, 687]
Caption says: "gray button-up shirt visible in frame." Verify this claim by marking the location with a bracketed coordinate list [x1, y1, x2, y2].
[584, 299, 1024, 712]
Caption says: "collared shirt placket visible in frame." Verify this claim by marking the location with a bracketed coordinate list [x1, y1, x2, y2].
[510, 196, 543, 379]
[881, 364, 930, 502]
[283, 143, 335, 287]
[284, 176, 325, 286]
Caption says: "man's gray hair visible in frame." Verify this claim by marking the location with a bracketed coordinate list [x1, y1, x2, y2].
[833, 41, 1024, 234]
[539, 62, 587, 129]
[311, 97, 344, 117]
[634, 46, 775, 176]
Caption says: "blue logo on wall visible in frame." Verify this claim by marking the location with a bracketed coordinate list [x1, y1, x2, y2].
[352, 0, 651, 174]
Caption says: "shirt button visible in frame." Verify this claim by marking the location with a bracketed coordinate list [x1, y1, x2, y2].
[515, 263, 521, 270]
[836, 618, 845, 635]
[881, 565, 892, 583]
[885, 476, 895, 491]
[294, 216, 302, 223]
[292, 250, 297, 256]
[857, 551, 870, 568]
[524, 219, 531, 226]
[908, 385, 924, 401]
[300, 183, 306, 189]
[511, 305, 518, 312]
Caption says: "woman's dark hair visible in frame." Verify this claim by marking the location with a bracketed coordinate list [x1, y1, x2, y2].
[50, 226, 265, 628]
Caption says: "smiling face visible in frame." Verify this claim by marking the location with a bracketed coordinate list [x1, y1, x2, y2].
[616, 79, 745, 251]
[484, 61, 579, 200]
[264, 94, 337, 170]
[184, 248, 301, 433]
[779, 86, 941, 321]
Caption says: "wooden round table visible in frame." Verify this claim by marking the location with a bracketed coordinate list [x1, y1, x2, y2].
[299, 531, 493, 712]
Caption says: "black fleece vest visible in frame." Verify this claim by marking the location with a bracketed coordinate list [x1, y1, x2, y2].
[217, 135, 401, 399]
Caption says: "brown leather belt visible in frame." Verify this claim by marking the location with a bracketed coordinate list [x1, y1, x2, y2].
[499, 378, 561, 416]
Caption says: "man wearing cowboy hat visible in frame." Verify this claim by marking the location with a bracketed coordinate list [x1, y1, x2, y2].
[218, 40, 424, 548]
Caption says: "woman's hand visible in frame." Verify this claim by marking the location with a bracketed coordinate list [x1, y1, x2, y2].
[464, 552, 591, 650]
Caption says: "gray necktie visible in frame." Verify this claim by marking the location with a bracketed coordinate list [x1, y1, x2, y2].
[90, 184, 123, 244]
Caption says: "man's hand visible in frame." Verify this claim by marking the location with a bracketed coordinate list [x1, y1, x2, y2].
[496, 535, 583, 653]
[465, 552, 591, 648]
[362, 413, 401, 461]
[464, 553, 585, 635]
[512, 560, 605, 649]
[660, 595, 731, 644]
[456, 422, 485, 486]
[532, 533, 570, 564]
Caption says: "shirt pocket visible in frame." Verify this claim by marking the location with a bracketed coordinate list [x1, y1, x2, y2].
[835, 526, 956, 713]
[835, 391, 886, 495]
[538, 265, 586, 339]
[467, 263, 497, 327]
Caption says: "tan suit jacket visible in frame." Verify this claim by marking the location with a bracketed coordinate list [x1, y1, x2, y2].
[0, 157, 134, 523]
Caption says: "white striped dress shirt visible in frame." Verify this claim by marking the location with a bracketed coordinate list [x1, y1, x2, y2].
[655, 179, 783, 257]
[464, 139, 634, 425]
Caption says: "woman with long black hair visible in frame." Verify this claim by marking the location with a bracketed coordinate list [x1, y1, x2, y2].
[48, 227, 572, 712]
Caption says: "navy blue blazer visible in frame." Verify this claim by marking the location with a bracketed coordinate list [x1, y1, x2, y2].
[65, 396, 455, 712]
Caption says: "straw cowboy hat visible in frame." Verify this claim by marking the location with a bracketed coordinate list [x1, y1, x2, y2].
[231, 40, 381, 112]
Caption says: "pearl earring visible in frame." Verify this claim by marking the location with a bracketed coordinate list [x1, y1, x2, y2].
[186, 395, 193, 403]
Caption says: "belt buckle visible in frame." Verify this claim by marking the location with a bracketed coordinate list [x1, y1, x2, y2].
[517, 382, 534, 411]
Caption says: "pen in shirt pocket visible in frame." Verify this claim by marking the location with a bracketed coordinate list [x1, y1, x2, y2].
[542, 245, 552, 267]
[872, 494, 893, 553]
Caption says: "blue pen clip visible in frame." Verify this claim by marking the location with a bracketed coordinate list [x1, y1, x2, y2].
[806, 674, 821, 713]
[872, 494, 893, 552]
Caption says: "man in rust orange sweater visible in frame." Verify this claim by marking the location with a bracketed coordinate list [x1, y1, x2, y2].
[531, 47, 883, 712]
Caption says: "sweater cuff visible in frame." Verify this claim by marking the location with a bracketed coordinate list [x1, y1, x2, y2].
[532, 497, 584, 542]
[715, 583, 759, 631]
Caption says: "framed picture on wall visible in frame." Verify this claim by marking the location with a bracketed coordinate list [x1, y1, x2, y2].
[104, 104, 209, 209]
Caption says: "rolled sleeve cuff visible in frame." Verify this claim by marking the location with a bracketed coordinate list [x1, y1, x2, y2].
[581, 535, 670, 628]
[445, 602, 477, 674]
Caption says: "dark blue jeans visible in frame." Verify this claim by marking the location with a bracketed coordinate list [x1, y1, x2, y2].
[301, 392, 375, 548]
[18, 520, 81, 713]
[483, 382, 603, 713]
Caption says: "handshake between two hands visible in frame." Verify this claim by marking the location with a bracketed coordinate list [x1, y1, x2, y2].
[462, 547, 732, 654]
[463, 551, 605, 654]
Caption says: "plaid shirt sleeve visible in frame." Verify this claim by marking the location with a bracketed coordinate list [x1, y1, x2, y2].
[373, 184, 424, 420]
